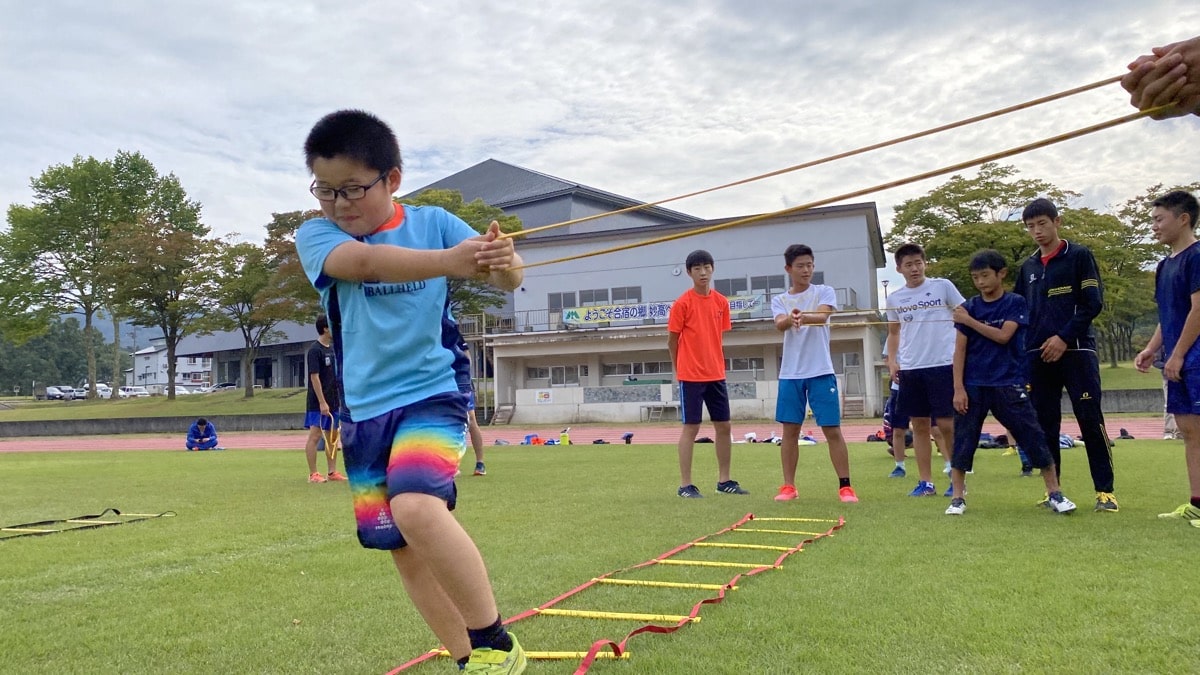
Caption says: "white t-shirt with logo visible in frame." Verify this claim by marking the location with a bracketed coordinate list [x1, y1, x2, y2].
[772, 284, 838, 379]
[885, 277, 965, 370]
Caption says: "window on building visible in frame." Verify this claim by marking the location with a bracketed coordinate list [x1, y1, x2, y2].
[813, 271, 825, 284]
[548, 292, 576, 312]
[526, 366, 550, 380]
[714, 277, 748, 297]
[611, 286, 641, 304]
[550, 365, 579, 386]
[750, 275, 787, 297]
[726, 357, 766, 372]
[579, 289, 609, 306]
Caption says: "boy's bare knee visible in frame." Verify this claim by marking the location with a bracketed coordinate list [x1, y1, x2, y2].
[713, 421, 732, 433]
[389, 492, 443, 528]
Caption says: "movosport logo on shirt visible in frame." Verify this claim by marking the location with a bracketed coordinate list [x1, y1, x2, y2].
[893, 298, 946, 313]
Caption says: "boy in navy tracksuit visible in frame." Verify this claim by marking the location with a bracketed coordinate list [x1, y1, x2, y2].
[946, 250, 1075, 515]
[1014, 198, 1117, 512]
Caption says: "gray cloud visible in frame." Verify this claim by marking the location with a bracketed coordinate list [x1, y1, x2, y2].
[1, 0, 1197, 247]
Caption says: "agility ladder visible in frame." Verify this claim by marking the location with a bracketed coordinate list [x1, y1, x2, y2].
[0, 508, 176, 541]
[388, 512, 844, 674]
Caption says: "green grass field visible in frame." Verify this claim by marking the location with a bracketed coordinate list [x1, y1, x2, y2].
[2, 439, 1198, 674]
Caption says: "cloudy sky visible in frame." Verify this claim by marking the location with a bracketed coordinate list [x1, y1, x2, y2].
[3, 1, 1198, 263]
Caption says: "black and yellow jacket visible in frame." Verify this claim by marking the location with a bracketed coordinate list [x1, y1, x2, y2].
[1013, 240, 1103, 353]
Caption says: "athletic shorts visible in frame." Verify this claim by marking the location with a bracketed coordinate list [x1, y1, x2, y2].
[339, 392, 467, 551]
[1166, 368, 1200, 416]
[776, 375, 840, 427]
[679, 380, 731, 425]
[459, 385, 476, 412]
[304, 410, 337, 430]
[897, 365, 955, 420]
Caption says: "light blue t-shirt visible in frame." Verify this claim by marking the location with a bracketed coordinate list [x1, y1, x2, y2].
[296, 203, 477, 421]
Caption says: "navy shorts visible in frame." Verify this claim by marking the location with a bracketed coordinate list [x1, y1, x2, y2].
[680, 380, 731, 425]
[339, 392, 467, 551]
[897, 365, 955, 420]
[1166, 368, 1200, 416]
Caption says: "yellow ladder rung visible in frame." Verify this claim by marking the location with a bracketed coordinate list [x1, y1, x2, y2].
[735, 528, 825, 536]
[595, 578, 736, 591]
[657, 559, 777, 570]
[537, 608, 699, 623]
[433, 648, 630, 660]
[693, 542, 793, 552]
[2, 527, 58, 533]
[65, 519, 120, 525]
[751, 517, 839, 523]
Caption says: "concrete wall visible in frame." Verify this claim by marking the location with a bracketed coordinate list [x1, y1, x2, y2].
[0, 413, 304, 438]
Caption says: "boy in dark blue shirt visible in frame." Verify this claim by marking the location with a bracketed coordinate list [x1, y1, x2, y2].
[1135, 190, 1200, 527]
[946, 250, 1076, 515]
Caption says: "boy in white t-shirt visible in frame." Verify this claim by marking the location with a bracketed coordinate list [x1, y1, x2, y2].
[885, 243, 966, 497]
[771, 244, 857, 503]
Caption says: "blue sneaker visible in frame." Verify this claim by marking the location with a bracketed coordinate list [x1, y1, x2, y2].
[716, 480, 749, 495]
[678, 484, 703, 498]
[908, 481, 936, 497]
[943, 484, 954, 497]
[888, 465, 906, 478]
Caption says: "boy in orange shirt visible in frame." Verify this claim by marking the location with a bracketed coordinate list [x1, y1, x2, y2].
[668, 250, 748, 497]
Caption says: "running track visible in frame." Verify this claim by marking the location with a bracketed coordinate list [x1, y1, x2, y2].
[0, 418, 1169, 452]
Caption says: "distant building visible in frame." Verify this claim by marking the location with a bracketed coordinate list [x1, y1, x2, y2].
[127, 336, 213, 393]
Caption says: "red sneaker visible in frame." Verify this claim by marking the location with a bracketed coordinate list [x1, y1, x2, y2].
[774, 485, 798, 501]
[308, 472, 327, 484]
[838, 486, 859, 503]
[327, 471, 347, 482]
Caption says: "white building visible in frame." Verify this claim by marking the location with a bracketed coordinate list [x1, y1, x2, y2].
[126, 336, 212, 393]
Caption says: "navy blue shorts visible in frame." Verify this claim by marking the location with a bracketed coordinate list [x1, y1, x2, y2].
[680, 380, 731, 425]
[1166, 368, 1200, 416]
[897, 365, 955, 420]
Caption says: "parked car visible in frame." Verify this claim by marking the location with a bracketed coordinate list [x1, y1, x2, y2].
[118, 386, 150, 399]
[44, 386, 67, 401]
[172, 386, 193, 395]
[212, 382, 238, 392]
[96, 384, 113, 399]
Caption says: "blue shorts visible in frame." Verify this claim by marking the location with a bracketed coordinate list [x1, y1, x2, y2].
[680, 380, 730, 425]
[1166, 368, 1200, 415]
[304, 410, 337, 430]
[459, 384, 476, 412]
[339, 392, 467, 551]
[897, 365, 955, 420]
[776, 375, 840, 427]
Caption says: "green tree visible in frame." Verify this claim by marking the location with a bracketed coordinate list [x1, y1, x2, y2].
[107, 179, 209, 400]
[200, 239, 311, 398]
[1, 151, 187, 398]
[399, 189, 523, 316]
[262, 210, 322, 320]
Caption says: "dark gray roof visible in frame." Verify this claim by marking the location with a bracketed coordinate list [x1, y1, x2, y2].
[404, 159, 700, 224]
[176, 321, 315, 357]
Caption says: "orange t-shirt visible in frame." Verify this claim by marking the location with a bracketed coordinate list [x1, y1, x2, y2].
[668, 288, 731, 382]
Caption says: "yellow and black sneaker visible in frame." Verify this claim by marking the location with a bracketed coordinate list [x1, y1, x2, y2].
[1094, 492, 1119, 513]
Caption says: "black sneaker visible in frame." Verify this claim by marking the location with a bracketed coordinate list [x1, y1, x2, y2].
[678, 484, 703, 498]
[716, 480, 749, 495]
[1020, 466, 1033, 477]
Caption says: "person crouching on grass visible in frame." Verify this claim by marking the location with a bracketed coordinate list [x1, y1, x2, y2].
[946, 250, 1075, 515]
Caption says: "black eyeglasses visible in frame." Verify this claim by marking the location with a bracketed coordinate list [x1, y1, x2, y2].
[310, 172, 387, 201]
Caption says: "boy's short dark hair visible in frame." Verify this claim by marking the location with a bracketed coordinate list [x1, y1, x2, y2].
[685, 250, 715, 270]
[1152, 190, 1200, 230]
[969, 249, 1007, 273]
[304, 110, 402, 175]
[316, 314, 329, 336]
[1022, 198, 1059, 223]
[893, 243, 925, 266]
[784, 244, 814, 266]
[197, 418, 208, 427]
